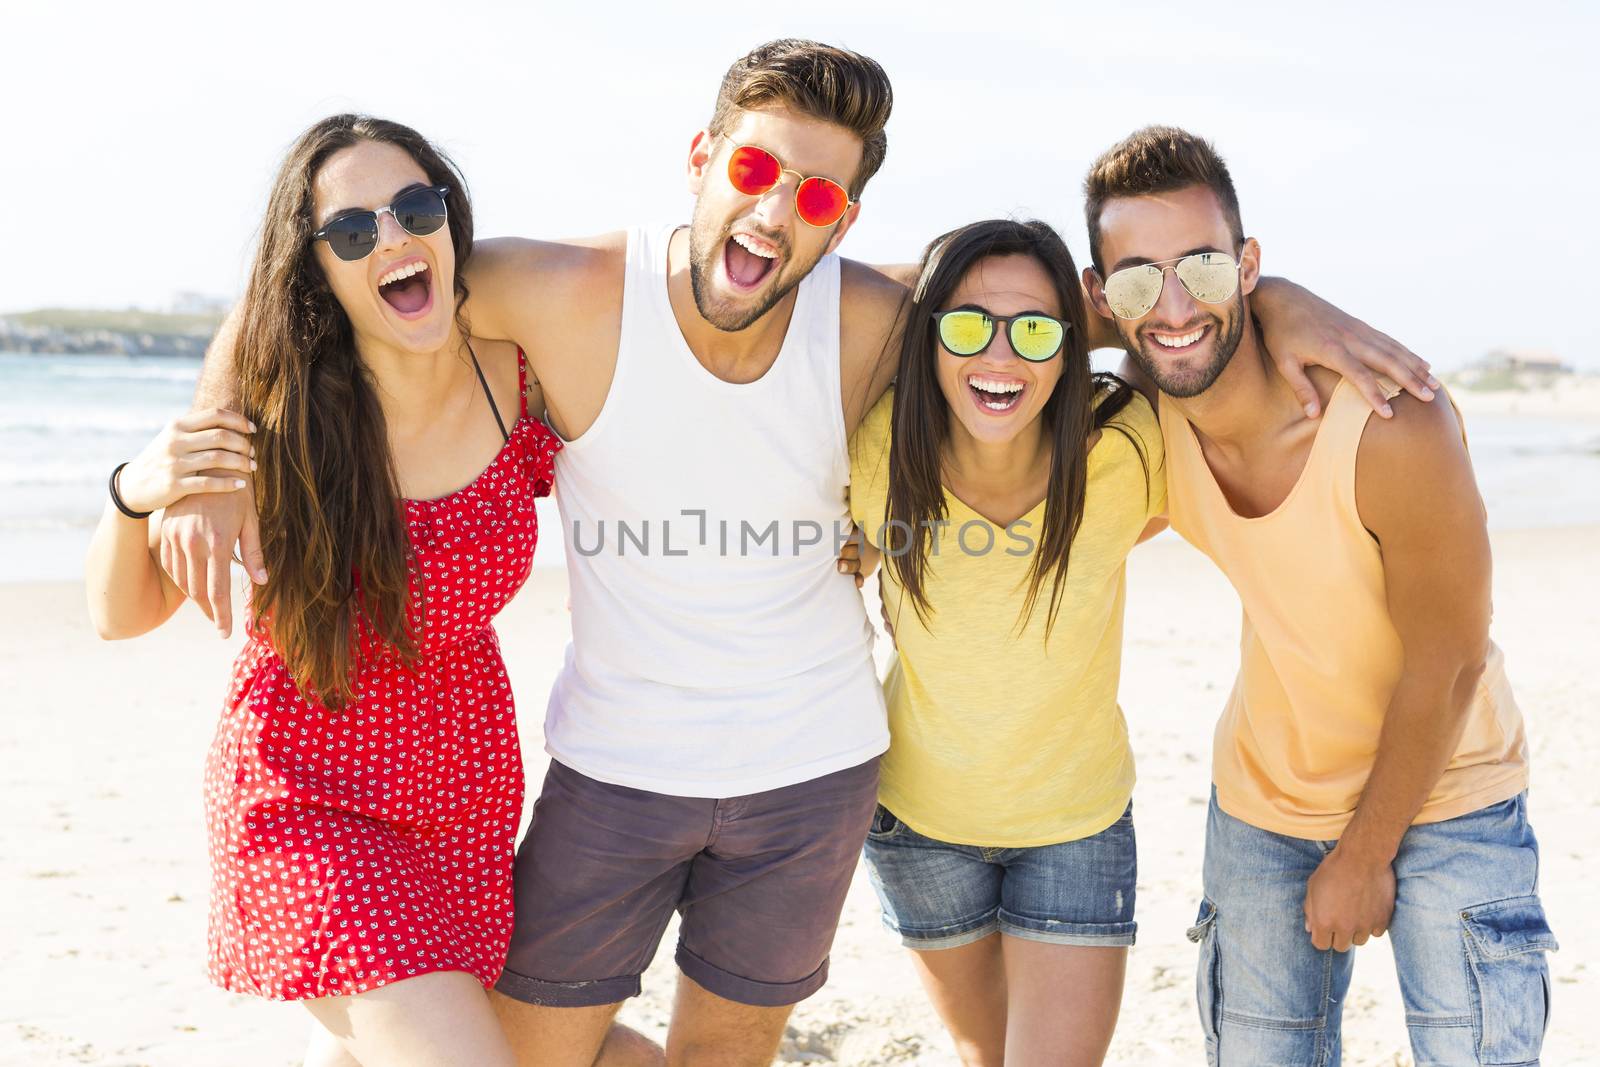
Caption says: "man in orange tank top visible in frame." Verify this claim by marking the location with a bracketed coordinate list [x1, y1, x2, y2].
[1081, 126, 1554, 1066]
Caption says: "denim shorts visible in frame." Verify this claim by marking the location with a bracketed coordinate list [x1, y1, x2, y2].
[861, 802, 1137, 950]
[1188, 789, 1555, 1066]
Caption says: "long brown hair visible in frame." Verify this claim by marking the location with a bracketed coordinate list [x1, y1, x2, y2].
[883, 218, 1145, 639]
[236, 114, 474, 710]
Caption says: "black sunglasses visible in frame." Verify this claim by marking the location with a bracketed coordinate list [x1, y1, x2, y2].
[311, 184, 450, 262]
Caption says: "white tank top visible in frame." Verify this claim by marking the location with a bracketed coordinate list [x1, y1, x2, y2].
[542, 225, 887, 797]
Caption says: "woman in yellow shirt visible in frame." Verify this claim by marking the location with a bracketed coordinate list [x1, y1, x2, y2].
[848, 218, 1164, 1066]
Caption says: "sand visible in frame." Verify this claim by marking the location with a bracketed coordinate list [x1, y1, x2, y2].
[3, 526, 1596, 1065]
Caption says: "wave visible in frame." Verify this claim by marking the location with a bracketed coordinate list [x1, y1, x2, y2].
[47, 363, 201, 384]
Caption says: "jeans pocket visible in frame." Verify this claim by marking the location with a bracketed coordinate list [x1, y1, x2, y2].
[867, 804, 903, 841]
[1461, 895, 1557, 1065]
[1186, 897, 1221, 1066]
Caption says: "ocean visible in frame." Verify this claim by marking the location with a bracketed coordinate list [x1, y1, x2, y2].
[2, 351, 1597, 583]
[0, 352, 565, 582]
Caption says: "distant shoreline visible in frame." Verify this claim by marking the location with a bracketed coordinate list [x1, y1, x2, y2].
[1, 309, 221, 359]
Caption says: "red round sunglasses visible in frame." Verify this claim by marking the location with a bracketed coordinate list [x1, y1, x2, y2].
[725, 144, 854, 228]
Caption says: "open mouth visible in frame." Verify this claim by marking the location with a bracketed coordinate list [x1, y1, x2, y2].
[1146, 323, 1210, 354]
[377, 259, 433, 317]
[721, 232, 780, 292]
[967, 375, 1025, 414]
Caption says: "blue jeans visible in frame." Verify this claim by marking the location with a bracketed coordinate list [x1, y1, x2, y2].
[1188, 790, 1555, 1066]
[862, 803, 1137, 949]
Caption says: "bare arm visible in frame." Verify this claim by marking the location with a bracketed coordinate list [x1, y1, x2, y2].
[1083, 262, 1439, 419]
[88, 410, 256, 639]
[159, 311, 264, 636]
[1303, 393, 1491, 951]
[840, 260, 911, 437]
[1251, 277, 1439, 418]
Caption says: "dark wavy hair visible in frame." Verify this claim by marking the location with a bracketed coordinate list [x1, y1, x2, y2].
[883, 218, 1146, 638]
[236, 114, 473, 710]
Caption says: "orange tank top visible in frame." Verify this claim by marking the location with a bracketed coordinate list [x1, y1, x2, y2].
[1159, 381, 1528, 839]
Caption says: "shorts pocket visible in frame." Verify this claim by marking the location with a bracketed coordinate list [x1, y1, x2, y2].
[867, 804, 904, 841]
[1461, 895, 1557, 1065]
[1186, 897, 1221, 1066]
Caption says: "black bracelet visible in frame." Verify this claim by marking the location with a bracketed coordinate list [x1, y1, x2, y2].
[109, 462, 153, 520]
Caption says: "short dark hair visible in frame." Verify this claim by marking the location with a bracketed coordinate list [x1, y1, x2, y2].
[709, 39, 892, 198]
[1083, 125, 1243, 272]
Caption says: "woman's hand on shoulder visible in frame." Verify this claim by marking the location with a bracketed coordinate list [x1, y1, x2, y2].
[120, 408, 255, 514]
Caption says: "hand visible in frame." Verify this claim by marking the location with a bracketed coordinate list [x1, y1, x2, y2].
[116, 408, 254, 515]
[157, 424, 268, 638]
[1255, 279, 1441, 419]
[835, 526, 880, 590]
[1303, 845, 1397, 952]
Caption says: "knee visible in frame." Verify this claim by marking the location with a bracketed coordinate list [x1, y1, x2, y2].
[597, 1022, 666, 1067]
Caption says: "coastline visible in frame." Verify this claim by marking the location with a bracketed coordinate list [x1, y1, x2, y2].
[5, 528, 1594, 1065]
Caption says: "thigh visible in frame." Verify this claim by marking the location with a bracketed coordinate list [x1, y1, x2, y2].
[907, 933, 1008, 1067]
[303, 1024, 361, 1067]
[490, 994, 654, 1067]
[863, 806, 1005, 949]
[305, 970, 512, 1067]
[1001, 936, 1127, 1067]
[676, 758, 879, 1007]
[1194, 795, 1352, 1067]
[998, 803, 1138, 948]
[496, 761, 705, 1008]
[1386, 793, 1555, 1067]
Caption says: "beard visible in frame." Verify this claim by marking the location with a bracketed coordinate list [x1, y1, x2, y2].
[686, 204, 821, 333]
[1120, 293, 1247, 398]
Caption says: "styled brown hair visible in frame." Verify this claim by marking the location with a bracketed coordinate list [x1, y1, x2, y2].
[1083, 125, 1243, 272]
[236, 114, 473, 710]
[880, 219, 1147, 639]
[709, 38, 892, 197]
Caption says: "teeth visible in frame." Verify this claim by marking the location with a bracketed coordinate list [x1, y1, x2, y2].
[970, 377, 1024, 394]
[731, 233, 777, 259]
[1154, 327, 1205, 348]
[378, 261, 429, 288]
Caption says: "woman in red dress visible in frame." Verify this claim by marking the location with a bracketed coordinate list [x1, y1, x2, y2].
[85, 115, 558, 1065]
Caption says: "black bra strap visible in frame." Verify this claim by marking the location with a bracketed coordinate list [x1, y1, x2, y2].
[466, 341, 510, 443]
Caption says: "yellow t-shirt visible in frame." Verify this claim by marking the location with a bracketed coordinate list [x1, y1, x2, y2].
[849, 387, 1166, 847]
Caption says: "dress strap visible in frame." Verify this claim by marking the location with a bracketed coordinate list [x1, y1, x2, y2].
[466, 340, 510, 443]
[516, 347, 529, 420]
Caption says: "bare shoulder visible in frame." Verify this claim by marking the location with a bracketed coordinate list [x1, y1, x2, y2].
[1356, 388, 1478, 533]
[1358, 386, 1467, 470]
[840, 257, 910, 318]
[839, 257, 909, 366]
[462, 233, 626, 364]
[468, 232, 626, 298]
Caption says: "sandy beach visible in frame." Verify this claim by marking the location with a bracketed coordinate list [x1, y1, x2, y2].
[3, 525, 1595, 1066]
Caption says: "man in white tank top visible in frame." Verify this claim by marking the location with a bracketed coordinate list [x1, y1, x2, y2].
[166, 41, 1444, 1067]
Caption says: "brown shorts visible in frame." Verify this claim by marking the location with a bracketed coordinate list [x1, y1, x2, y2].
[494, 757, 879, 1008]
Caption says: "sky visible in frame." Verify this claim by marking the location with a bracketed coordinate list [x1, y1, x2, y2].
[7, 0, 1598, 369]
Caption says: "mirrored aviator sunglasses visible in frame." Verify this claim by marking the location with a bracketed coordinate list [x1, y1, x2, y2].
[312, 184, 451, 262]
[725, 144, 852, 227]
[934, 309, 1067, 362]
[1102, 251, 1240, 319]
